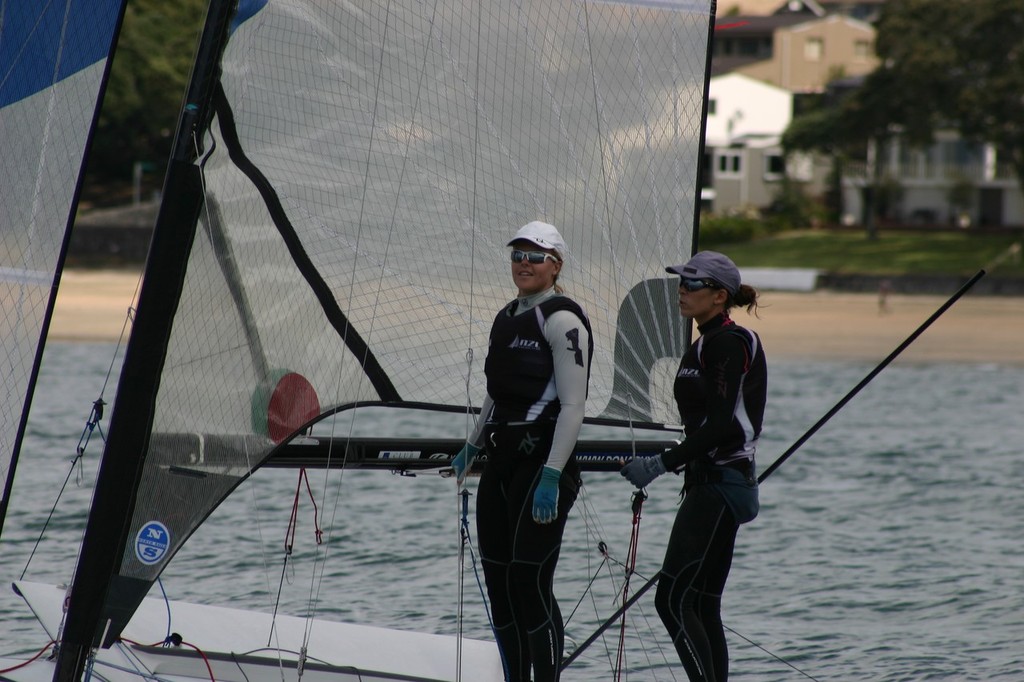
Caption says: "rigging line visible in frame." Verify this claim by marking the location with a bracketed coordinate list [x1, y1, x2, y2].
[304, 0, 419, 646]
[614, 490, 646, 680]
[19, 445, 89, 580]
[563, 548, 610, 626]
[467, 0, 481, 343]
[573, 392, 642, 573]
[459, 0, 484, 650]
[455, 346, 477, 678]
[20, 278, 137, 578]
[723, 624, 823, 682]
[270, 469, 323, 647]
[758, 268, 986, 484]
[454, 487, 482, 682]
[456, 491, 465, 682]
[561, 569, 658, 670]
[193, 128, 283, 649]
[612, 393, 643, 678]
[581, 0, 614, 242]
[458, 488, 511, 682]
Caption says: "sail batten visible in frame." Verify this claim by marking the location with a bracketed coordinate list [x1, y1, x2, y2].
[59, 0, 715, 663]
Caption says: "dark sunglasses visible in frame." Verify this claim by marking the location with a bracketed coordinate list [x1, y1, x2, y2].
[679, 278, 720, 292]
[510, 249, 560, 265]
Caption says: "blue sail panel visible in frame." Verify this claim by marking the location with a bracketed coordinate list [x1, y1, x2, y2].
[0, 0, 123, 107]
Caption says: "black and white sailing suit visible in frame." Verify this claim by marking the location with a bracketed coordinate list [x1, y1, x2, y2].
[467, 287, 592, 682]
[658, 312, 766, 682]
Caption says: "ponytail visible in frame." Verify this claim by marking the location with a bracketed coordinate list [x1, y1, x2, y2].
[726, 283, 760, 317]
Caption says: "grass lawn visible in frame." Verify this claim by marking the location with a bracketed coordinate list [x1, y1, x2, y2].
[716, 229, 1024, 277]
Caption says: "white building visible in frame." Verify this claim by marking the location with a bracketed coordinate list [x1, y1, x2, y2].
[703, 73, 824, 213]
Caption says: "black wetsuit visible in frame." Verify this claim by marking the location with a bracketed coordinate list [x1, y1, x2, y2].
[474, 292, 592, 682]
[657, 312, 766, 682]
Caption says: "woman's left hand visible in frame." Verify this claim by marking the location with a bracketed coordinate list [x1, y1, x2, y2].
[532, 466, 562, 523]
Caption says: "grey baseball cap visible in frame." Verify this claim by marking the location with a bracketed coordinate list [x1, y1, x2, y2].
[665, 251, 741, 295]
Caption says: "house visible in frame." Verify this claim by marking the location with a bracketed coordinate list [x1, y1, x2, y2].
[840, 133, 1024, 228]
[713, 13, 878, 94]
[702, 73, 828, 213]
[701, 11, 878, 214]
[708, 1, 1024, 227]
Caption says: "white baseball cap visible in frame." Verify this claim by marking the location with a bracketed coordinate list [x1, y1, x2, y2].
[507, 221, 567, 256]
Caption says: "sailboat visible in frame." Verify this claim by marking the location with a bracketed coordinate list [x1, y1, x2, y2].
[1, 0, 716, 679]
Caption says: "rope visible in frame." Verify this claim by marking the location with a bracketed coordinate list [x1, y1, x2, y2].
[456, 489, 468, 682]
[563, 542, 610, 627]
[457, 487, 509, 681]
[269, 469, 323, 646]
[614, 489, 647, 680]
[20, 397, 108, 579]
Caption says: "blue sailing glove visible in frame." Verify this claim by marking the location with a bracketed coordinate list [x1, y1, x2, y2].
[532, 466, 562, 524]
[451, 443, 481, 484]
[620, 454, 667, 488]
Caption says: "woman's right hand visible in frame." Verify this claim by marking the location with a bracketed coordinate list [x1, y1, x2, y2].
[620, 454, 666, 488]
[451, 443, 482, 484]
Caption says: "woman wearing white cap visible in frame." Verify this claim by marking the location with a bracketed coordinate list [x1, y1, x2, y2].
[452, 221, 592, 682]
[620, 250, 766, 682]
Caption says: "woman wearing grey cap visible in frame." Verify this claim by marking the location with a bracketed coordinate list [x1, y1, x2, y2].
[451, 221, 593, 682]
[620, 250, 766, 682]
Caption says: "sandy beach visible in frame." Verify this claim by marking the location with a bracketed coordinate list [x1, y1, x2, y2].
[51, 269, 1024, 365]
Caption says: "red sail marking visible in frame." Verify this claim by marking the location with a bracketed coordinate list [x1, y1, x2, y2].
[267, 372, 320, 444]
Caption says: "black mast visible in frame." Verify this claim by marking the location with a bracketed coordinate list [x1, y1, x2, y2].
[53, 1, 238, 679]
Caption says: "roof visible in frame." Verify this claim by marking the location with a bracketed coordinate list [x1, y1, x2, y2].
[716, 0, 786, 15]
[714, 14, 811, 36]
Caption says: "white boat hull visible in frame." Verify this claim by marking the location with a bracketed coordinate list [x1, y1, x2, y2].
[2, 582, 503, 682]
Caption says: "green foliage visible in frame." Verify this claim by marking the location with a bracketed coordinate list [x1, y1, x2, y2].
[866, 1, 1024, 183]
[87, 0, 207, 184]
[701, 182, 825, 247]
[873, 175, 904, 221]
[765, 179, 825, 230]
[946, 173, 975, 213]
[719, 230, 1024, 277]
[700, 212, 765, 246]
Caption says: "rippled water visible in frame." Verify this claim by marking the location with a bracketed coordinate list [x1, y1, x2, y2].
[2, 341, 1023, 680]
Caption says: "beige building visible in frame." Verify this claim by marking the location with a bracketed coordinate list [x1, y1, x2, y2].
[738, 15, 876, 92]
[713, 14, 878, 94]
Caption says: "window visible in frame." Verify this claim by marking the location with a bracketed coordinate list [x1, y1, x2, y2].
[805, 37, 823, 62]
[738, 39, 760, 56]
[717, 151, 742, 177]
[854, 39, 871, 61]
[764, 153, 785, 179]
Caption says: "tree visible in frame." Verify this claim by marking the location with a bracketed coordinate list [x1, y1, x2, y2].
[784, 0, 1024, 234]
[868, 0, 1024, 199]
[85, 0, 207, 203]
[782, 89, 888, 238]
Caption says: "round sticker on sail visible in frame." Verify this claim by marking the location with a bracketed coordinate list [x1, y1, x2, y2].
[134, 521, 171, 565]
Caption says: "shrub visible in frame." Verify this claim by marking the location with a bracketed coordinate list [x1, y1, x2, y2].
[699, 211, 764, 245]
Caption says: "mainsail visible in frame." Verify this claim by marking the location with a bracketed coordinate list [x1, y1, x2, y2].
[0, 0, 128, 536]
[58, 0, 714, 675]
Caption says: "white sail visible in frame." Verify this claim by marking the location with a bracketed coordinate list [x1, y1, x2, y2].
[0, 0, 127, 535]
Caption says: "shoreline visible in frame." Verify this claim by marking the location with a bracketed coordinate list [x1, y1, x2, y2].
[50, 270, 1024, 366]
